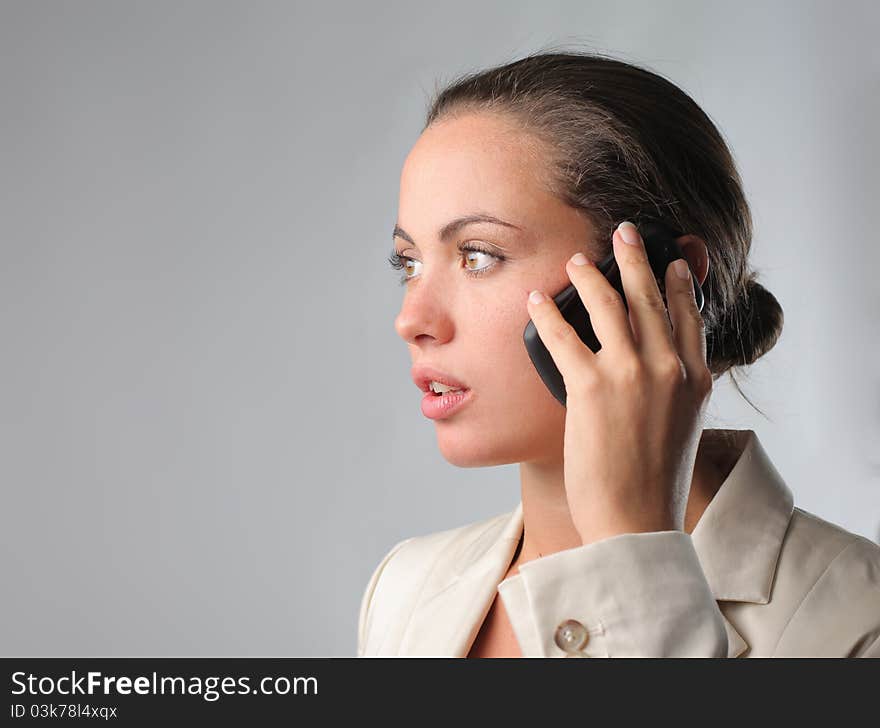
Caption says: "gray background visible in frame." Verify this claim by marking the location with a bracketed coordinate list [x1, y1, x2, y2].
[2, 0, 878, 657]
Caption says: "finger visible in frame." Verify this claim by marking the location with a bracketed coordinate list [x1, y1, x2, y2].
[665, 257, 709, 379]
[564, 252, 637, 357]
[614, 221, 676, 356]
[525, 288, 595, 384]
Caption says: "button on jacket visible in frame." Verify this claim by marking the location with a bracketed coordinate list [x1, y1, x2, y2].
[357, 430, 880, 657]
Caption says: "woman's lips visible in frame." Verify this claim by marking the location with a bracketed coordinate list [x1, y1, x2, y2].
[420, 388, 473, 420]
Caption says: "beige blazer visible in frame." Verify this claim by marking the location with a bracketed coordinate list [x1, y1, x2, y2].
[358, 429, 880, 657]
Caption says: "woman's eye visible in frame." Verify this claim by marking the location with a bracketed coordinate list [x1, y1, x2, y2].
[462, 249, 496, 273]
[387, 245, 505, 286]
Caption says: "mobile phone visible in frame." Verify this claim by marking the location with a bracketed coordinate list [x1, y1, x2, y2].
[523, 219, 705, 407]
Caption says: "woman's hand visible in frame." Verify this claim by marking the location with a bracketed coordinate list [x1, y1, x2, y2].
[525, 220, 713, 546]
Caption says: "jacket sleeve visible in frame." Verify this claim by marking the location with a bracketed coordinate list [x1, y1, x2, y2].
[357, 538, 413, 657]
[496, 530, 728, 657]
[770, 536, 880, 657]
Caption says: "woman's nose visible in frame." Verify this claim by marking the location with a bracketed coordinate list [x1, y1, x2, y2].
[393, 287, 453, 345]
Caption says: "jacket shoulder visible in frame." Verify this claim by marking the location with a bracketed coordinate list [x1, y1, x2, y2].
[357, 508, 514, 656]
[783, 506, 878, 560]
[772, 507, 880, 656]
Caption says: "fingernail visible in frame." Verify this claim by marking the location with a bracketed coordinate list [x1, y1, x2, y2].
[570, 252, 588, 266]
[618, 221, 640, 245]
[529, 290, 546, 304]
[673, 259, 690, 280]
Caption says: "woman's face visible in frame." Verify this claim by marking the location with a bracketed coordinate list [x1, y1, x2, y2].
[393, 112, 600, 468]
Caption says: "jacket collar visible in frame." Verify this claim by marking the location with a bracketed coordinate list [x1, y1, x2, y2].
[395, 429, 794, 657]
[690, 428, 794, 604]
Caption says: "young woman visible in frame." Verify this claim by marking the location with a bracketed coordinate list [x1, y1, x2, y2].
[358, 49, 880, 657]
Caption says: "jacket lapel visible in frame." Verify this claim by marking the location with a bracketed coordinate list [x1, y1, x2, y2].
[690, 429, 795, 657]
[397, 429, 793, 658]
[395, 507, 523, 657]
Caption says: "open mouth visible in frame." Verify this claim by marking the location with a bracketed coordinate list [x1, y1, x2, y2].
[428, 380, 470, 396]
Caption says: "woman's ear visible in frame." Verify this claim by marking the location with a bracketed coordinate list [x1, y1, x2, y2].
[675, 234, 710, 288]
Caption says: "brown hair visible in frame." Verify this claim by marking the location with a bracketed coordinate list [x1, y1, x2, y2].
[422, 46, 783, 416]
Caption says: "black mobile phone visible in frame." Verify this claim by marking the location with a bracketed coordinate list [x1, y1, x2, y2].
[523, 219, 705, 407]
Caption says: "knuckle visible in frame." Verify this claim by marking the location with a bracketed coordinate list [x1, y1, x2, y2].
[657, 355, 686, 383]
[615, 358, 645, 386]
[635, 289, 667, 313]
[595, 290, 624, 310]
[551, 320, 576, 344]
[619, 249, 648, 267]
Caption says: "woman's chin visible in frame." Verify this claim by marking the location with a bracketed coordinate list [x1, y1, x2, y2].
[434, 431, 530, 468]
[434, 416, 566, 467]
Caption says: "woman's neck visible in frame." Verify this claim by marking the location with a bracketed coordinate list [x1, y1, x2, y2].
[510, 428, 739, 572]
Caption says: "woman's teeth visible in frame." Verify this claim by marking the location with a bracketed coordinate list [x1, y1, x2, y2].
[429, 381, 464, 395]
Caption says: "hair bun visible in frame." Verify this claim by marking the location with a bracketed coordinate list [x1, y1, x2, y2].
[709, 274, 784, 373]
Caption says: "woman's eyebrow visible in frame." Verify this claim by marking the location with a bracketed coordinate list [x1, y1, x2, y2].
[392, 213, 524, 246]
